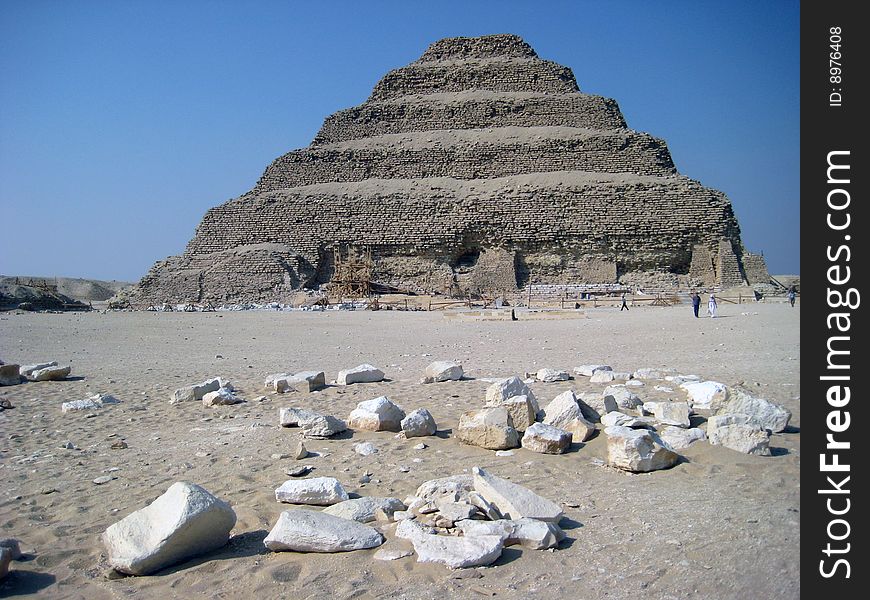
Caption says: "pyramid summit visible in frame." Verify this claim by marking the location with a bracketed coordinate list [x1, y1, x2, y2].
[127, 34, 768, 305]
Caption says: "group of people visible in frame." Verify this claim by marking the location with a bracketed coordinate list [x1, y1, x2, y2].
[691, 291, 718, 318]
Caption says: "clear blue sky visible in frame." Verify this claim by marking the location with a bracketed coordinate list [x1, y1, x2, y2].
[0, 0, 799, 281]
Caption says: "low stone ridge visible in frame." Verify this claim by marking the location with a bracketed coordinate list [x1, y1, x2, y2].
[124, 34, 765, 306]
[102, 482, 236, 576]
[264, 510, 383, 552]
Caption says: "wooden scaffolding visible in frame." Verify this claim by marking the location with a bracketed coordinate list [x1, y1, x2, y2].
[330, 246, 374, 299]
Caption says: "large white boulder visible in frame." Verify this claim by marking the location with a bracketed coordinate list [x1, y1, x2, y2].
[348, 396, 406, 432]
[424, 361, 464, 382]
[456, 407, 519, 450]
[541, 390, 594, 441]
[264, 510, 383, 552]
[472, 466, 563, 523]
[301, 415, 347, 439]
[278, 407, 320, 427]
[485, 394, 535, 432]
[650, 401, 691, 428]
[521, 422, 572, 454]
[396, 519, 503, 569]
[415, 475, 475, 505]
[170, 378, 221, 404]
[275, 477, 349, 505]
[707, 414, 771, 455]
[458, 518, 564, 550]
[19, 361, 57, 379]
[272, 371, 327, 393]
[102, 482, 236, 575]
[681, 381, 729, 410]
[717, 388, 791, 432]
[323, 497, 406, 523]
[202, 387, 243, 407]
[337, 364, 384, 385]
[401, 408, 437, 437]
[27, 364, 71, 382]
[485, 376, 540, 416]
[605, 426, 679, 472]
[658, 426, 707, 450]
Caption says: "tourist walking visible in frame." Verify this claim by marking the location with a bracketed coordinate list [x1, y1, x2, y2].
[691, 292, 701, 318]
[620, 293, 629, 311]
[787, 286, 796, 307]
[707, 293, 718, 318]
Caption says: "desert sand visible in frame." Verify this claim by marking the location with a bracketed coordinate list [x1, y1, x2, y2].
[0, 301, 800, 599]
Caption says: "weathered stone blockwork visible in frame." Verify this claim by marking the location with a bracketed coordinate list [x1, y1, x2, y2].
[127, 34, 758, 305]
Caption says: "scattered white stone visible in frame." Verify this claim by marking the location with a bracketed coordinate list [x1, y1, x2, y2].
[650, 402, 691, 428]
[665, 374, 701, 384]
[536, 368, 570, 382]
[681, 381, 729, 410]
[401, 408, 437, 437]
[415, 475, 474, 505]
[102, 482, 236, 575]
[468, 491, 502, 520]
[486, 394, 535, 432]
[484, 376, 540, 417]
[413, 442, 427, 450]
[354, 442, 379, 456]
[202, 387, 243, 407]
[521, 422, 572, 454]
[348, 396, 405, 432]
[494, 450, 514, 457]
[605, 426, 679, 472]
[633, 367, 677, 380]
[654, 385, 675, 393]
[601, 411, 656, 429]
[508, 518, 566, 550]
[707, 414, 771, 455]
[323, 497, 406, 523]
[424, 361, 464, 382]
[264, 510, 383, 552]
[659, 426, 707, 450]
[625, 380, 644, 387]
[717, 388, 791, 432]
[272, 371, 326, 393]
[275, 477, 349, 505]
[472, 466, 563, 522]
[278, 407, 320, 427]
[374, 547, 414, 561]
[27, 364, 71, 382]
[396, 519, 503, 569]
[170, 378, 221, 404]
[589, 370, 616, 383]
[435, 500, 478, 524]
[540, 390, 594, 441]
[19, 361, 58, 379]
[61, 393, 120, 413]
[295, 441, 308, 460]
[456, 407, 519, 450]
[603, 386, 642, 411]
[337, 364, 384, 385]
[573, 365, 612, 377]
[93, 475, 114, 485]
[301, 415, 347, 439]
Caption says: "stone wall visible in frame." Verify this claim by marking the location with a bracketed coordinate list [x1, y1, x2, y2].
[742, 253, 771, 285]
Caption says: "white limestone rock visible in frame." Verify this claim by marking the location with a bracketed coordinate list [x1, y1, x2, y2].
[435, 501, 478, 525]
[272, 371, 327, 393]
[102, 482, 236, 575]
[468, 491, 502, 520]
[415, 475, 474, 505]
[681, 381, 729, 410]
[353, 442, 378, 456]
[424, 361, 464, 382]
[322, 497, 406, 523]
[485, 394, 535, 432]
[601, 411, 656, 429]
[264, 510, 383, 552]
[337, 364, 384, 385]
[27, 364, 71, 382]
[171, 378, 221, 404]
[62, 393, 120, 413]
[521, 422, 572, 454]
[659, 426, 707, 450]
[508, 518, 566, 550]
[717, 388, 791, 432]
[541, 390, 594, 440]
[278, 407, 320, 427]
[456, 407, 519, 450]
[573, 364, 612, 377]
[472, 466, 563, 523]
[589, 370, 616, 383]
[455, 519, 513, 543]
[707, 414, 771, 455]
[536, 368, 570, 382]
[605, 426, 679, 472]
[633, 367, 677, 380]
[374, 547, 414, 561]
[396, 519, 503, 569]
[401, 408, 437, 437]
[650, 401, 691, 428]
[603, 386, 642, 411]
[202, 387, 243, 407]
[19, 361, 57, 379]
[275, 477, 349, 505]
[485, 376, 540, 416]
[348, 396, 406, 432]
[301, 415, 347, 439]
[575, 392, 603, 422]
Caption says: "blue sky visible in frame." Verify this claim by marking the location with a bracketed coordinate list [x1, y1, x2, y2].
[0, 0, 799, 281]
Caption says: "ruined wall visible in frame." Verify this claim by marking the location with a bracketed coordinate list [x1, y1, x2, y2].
[742, 253, 771, 285]
[128, 34, 756, 305]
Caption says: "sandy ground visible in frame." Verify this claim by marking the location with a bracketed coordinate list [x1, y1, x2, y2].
[0, 302, 800, 599]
